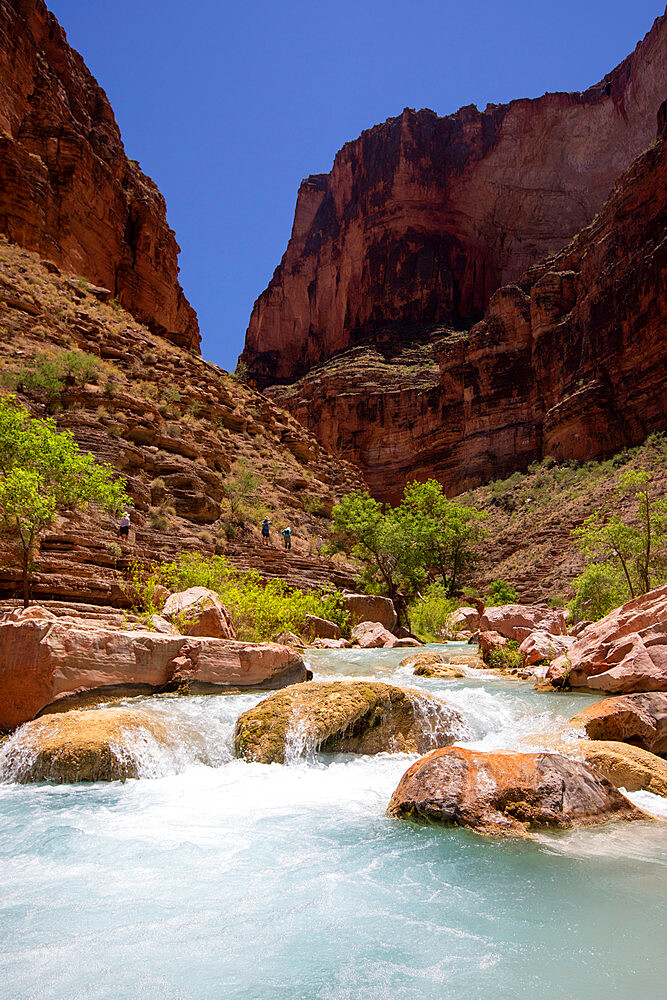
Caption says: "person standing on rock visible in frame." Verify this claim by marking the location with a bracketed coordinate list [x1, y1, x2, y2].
[261, 516, 272, 546]
[281, 526, 291, 551]
[119, 511, 131, 541]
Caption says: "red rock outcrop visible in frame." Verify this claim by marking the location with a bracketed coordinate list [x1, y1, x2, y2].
[0, 607, 308, 729]
[242, 12, 666, 384]
[266, 100, 667, 501]
[386, 746, 650, 835]
[571, 693, 667, 754]
[549, 585, 667, 693]
[478, 604, 568, 642]
[0, 0, 199, 351]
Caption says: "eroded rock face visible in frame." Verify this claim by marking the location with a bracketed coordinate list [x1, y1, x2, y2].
[243, 14, 665, 384]
[255, 30, 667, 502]
[386, 747, 649, 836]
[478, 605, 567, 643]
[162, 587, 235, 639]
[233, 680, 469, 764]
[0, 613, 306, 729]
[570, 693, 667, 755]
[519, 630, 575, 666]
[0, 708, 171, 782]
[0, 0, 199, 350]
[341, 594, 397, 631]
[550, 585, 667, 692]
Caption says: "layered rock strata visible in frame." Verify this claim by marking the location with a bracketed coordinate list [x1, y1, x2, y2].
[243, 12, 666, 384]
[266, 107, 667, 500]
[0, 239, 363, 605]
[0, 0, 199, 350]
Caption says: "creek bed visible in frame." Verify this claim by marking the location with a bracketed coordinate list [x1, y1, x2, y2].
[1, 644, 666, 999]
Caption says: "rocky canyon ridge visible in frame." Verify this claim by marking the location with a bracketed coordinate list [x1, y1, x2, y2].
[242, 12, 667, 500]
[0, 0, 199, 351]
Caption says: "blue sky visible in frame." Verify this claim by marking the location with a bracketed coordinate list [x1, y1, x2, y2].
[47, 0, 664, 371]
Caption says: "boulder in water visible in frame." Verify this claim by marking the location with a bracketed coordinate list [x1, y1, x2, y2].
[478, 605, 568, 643]
[0, 709, 171, 783]
[341, 594, 397, 631]
[350, 621, 397, 648]
[575, 740, 667, 798]
[234, 681, 469, 764]
[570, 693, 667, 754]
[386, 747, 650, 836]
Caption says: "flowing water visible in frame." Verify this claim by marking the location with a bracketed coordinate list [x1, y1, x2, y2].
[1, 644, 666, 1000]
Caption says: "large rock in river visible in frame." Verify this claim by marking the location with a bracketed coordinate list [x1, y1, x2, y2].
[386, 747, 649, 836]
[0, 609, 307, 730]
[549, 585, 667, 693]
[234, 681, 469, 764]
[0, 709, 171, 783]
[570, 693, 667, 755]
[575, 741, 667, 798]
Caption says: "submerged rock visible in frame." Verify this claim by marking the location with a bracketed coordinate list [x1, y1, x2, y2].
[386, 747, 649, 836]
[0, 709, 171, 783]
[234, 681, 469, 764]
[575, 741, 667, 798]
[570, 693, 667, 754]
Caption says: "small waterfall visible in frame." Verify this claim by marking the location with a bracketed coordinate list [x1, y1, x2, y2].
[283, 702, 320, 765]
[407, 691, 473, 750]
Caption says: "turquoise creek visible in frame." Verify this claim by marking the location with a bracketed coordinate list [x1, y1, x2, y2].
[1, 645, 666, 1000]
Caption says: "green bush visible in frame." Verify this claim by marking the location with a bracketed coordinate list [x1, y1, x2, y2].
[568, 563, 629, 622]
[2, 349, 100, 405]
[409, 582, 458, 642]
[487, 579, 518, 605]
[126, 552, 349, 641]
[484, 640, 523, 670]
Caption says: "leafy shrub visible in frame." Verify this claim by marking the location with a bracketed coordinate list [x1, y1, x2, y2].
[568, 563, 629, 622]
[487, 579, 518, 605]
[125, 552, 349, 641]
[2, 349, 100, 405]
[484, 640, 523, 670]
[409, 582, 458, 642]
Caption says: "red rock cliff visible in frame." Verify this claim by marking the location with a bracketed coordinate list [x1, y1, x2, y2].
[242, 11, 666, 383]
[268, 106, 667, 503]
[0, 0, 199, 351]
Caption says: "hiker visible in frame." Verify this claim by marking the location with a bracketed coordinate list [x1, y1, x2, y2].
[119, 511, 131, 540]
[261, 516, 272, 546]
[281, 526, 291, 551]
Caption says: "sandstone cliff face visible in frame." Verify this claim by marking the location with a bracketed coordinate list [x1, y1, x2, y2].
[242, 11, 666, 383]
[0, 0, 199, 351]
[269, 108, 666, 502]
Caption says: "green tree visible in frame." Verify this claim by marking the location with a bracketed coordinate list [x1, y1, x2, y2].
[0, 396, 130, 606]
[572, 468, 667, 605]
[329, 482, 486, 624]
[487, 579, 519, 605]
[398, 479, 487, 597]
[328, 491, 422, 623]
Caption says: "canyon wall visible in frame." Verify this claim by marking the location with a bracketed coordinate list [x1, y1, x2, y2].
[269, 107, 666, 502]
[0, 0, 199, 351]
[242, 11, 666, 384]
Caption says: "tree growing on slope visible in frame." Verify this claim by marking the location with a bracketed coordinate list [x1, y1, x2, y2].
[570, 468, 667, 620]
[0, 396, 131, 606]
